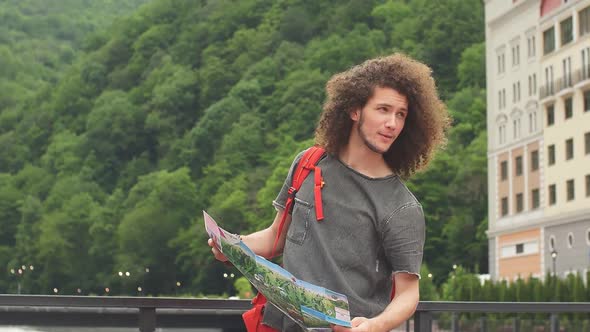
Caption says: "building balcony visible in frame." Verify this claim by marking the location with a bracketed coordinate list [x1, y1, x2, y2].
[539, 67, 590, 102]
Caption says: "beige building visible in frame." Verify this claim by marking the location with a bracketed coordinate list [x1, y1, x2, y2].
[485, 0, 590, 281]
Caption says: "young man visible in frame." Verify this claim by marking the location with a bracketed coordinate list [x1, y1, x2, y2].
[209, 53, 450, 331]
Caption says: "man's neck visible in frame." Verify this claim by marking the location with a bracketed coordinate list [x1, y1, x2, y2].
[338, 142, 393, 178]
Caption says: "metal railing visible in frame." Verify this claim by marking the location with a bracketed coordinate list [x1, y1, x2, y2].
[0, 295, 589, 331]
[539, 67, 590, 99]
[414, 301, 590, 332]
[0, 294, 250, 332]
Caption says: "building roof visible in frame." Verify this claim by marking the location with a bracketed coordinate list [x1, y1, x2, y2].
[540, 0, 561, 17]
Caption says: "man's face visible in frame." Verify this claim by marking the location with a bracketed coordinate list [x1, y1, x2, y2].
[350, 86, 408, 154]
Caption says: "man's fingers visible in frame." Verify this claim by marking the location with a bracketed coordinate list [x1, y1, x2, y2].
[351, 317, 368, 327]
[207, 238, 228, 262]
[331, 324, 351, 332]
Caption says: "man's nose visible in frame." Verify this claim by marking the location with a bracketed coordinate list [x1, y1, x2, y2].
[385, 115, 398, 129]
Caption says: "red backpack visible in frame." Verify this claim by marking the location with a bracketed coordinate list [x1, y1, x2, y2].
[242, 146, 396, 332]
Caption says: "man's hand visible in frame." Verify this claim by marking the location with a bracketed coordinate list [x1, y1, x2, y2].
[332, 317, 380, 332]
[207, 238, 228, 262]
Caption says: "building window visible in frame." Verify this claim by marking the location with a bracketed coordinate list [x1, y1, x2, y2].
[582, 48, 590, 80]
[564, 97, 573, 119]
[529, 111, 538, 133]
[516, 193, 524, 212]
[501, 197, 509, 216]
[498, 89, 506, 109]
[531, 188, 540, 209]
[587, 174, 590, 197]
[498, 52, 506, 74]
[501, 161, 508, 181]
[513, 83, 516, 103]
[567, 232, 574, 248]
[528, 35, 536, 58]
[515, 156, 523, 176]
[531, 150, 539, 171]
[513, 118, 521, 139]
[566, 138, 574, 160]
[499, 124, 506, 144]
[549, 184, 556, 205]
[585, 90, 590, 112]
[528, 75, 538, 97]
[545, 66, 555, 96]
[544, 27, 555, 54]
[580, 6, 590, 37]
[516, 243, 524, 254]
[512, 44, 520, 66]
[563, 57, 572, 88]
[585, 132, 590, 155]
[513, 82, 521, 103]
[546, 104, 555, 126]
[567, 179, 575, 201]
[548, 144, 556, 165]
[561, 17, 573, 45]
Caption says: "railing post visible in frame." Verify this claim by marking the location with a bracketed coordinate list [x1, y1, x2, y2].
[406, 319, 410, 332]
[139, 307, 156, 332]
[550, 313, 559, 332]
[451, 312, 458, 332]
[414, 311, 432, 332]
[480, 316, 487, 332]
[513, 317, 520, 332]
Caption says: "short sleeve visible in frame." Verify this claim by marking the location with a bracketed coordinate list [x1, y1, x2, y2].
[381, 203, 425, 277]
[272, 150, 306, 211]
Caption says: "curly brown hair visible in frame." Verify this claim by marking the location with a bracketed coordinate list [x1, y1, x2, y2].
[315, 53, 451, 179]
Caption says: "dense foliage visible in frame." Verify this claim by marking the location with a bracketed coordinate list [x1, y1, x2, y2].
[1, 0, 490, 296]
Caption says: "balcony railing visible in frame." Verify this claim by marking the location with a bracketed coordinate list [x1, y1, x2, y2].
[0, 295, 589, 332]
[539, 67, 590, 99]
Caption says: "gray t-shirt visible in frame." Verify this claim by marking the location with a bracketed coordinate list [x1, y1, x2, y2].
[262, 150, 425, 331]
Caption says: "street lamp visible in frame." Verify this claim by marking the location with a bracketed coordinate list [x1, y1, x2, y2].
[551, 250, 558, 277]
[223, 272, 235, 296]
[175, 281, 182, 296]
[10, 264, 33, 294]
[117, 270, 132, 295]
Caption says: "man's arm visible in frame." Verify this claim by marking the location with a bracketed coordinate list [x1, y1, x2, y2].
[332, 272, 420, 332]
[241, 208, 292, 258]
[208, 208, 292, 261]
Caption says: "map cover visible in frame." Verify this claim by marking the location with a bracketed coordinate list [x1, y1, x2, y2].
[203, 211, 352, 330]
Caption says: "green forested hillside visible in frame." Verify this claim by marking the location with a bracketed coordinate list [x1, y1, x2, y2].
[0, 0, 487, 296]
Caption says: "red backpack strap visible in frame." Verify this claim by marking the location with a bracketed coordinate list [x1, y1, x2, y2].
[271, 146, 326, 258]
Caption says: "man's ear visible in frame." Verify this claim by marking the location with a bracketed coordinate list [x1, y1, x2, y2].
[350, 108, 360, 122]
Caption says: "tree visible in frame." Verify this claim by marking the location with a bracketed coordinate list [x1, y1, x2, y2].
[458, 42, 486, 89]
[117, 168, 198, 294]
[0, 174, 23, 246]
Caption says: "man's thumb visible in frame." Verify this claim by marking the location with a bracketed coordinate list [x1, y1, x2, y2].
[351, 317, 368, 327]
